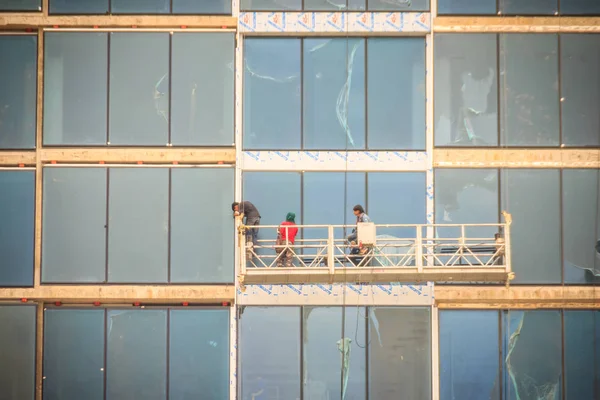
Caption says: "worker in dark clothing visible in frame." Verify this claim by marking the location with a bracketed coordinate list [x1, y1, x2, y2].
[232, 201, 261, 247]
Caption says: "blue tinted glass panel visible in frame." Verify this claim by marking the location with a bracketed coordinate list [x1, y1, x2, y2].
[243, 39, 301, 149]
[0, 305, 35, 399]
[564, 311, 600, 400]
[173, 0, 231, 13]
[49, 0, 109, 14]
[502, 311, 562, 400]
[434, 34, 498, 146]
[367, 173, 426, 238]
[369, 0, 428, 10]
[437, 0, 495, 14]
[563, 170, 600, 284]
[109, 33, 169, 145]
[170, 168, 234, 283]
[0, 171, 34, 286]
[368, 38, 425, 150]
[43, 309, 104, 400]
[42, 168, 107, 283]
[499, 34, 560, 146]
[561, 34, 600, 146]
[107, 168, 168, 283]
[0, 36, 37, 149]
[303, 38, 365, 150]
[44, 32, 108, 145]
[171, 33, 234, 146]
[239, 307, 300, 400]
[440, 311, 500, 400]
[369, 307, 431, 400]
[499, 0, 557, 15]
[106, 310, 167, 400]
[0, 0, 40, 10]
[561, 0, 600, 15]
[111, 0, 169, 13]
[304, 0, 364, 10]
[170, 309, 229, 399]
[501, 169, 561, 283]
[240, 0, 301, 10]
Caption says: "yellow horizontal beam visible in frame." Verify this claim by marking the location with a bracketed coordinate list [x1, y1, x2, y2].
[0, 151, 37, 166]
[433, 16, 600, 33]
[434, 148, 600, 168]
[0, 285, 235, 303]
[0, 13, 237, 29]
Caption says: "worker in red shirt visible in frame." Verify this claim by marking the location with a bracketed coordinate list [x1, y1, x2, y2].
[276, 212, 298, 268]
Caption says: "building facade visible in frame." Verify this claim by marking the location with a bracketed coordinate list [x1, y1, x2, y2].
[0, 0, 599, 399]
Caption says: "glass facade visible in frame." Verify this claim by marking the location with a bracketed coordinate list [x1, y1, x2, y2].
[48, 0, 232, 14]
[438, 0, 600, 15]
[240, 0, 429, 11]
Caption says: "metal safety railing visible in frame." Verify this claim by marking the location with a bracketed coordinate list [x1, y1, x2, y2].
[237, 212, 513, 285]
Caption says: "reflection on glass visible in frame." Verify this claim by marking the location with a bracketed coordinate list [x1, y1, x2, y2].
[437, 0, 495, 14]
[240, 0, 301, 10]
[439, 311, 500, 400]
[304, 0, 365, 10]
[243, 38, 301, 149]
[0, 171, 34, 286]
[42, 168, 107, 283]
[502, 311, 562, 400]
[564, 311, 600, 400]
[0, 36, 37, 149]
[0, 0, 40, 10]
[44, 32, 108, 145]
[239, 307, 301, 400]
[106, 310, 167, 400]
[369, 307, 431, 400]
[499, 34, 560, 146]
[107, 168, 169, 283]
[171, 33, 234, 146]
[560, 34, 600, 146]
[501, 169, 561, 283]
[48, 0, 109, 14]
[170, 309, 230, 399]
[367, 38, 425, 150]
[111, 0, 169, 14]
[369, 0, 429, 10]
[499, 0, 557, 14]
[109, 33, 169, 145]
[434, 34, 498, 146]
[562, 169, 600, 283]
[303, 38, 365, 150]
[173, 0, 232, 14]
[560, 0, 600, 15]
[0, 305, 36, 400]
[43, 309, 105, 400]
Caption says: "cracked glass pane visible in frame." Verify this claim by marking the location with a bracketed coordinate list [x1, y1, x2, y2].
[44, 32, 108, 145]
[437, 0, 495, 14]
[173, 0, 231, 13]
[368, 0, 429, 10]
[434, 34, 498, 146]
[499, 0, 557, 15]
[304, 0, 365, 10]
[241, 0, 301, 10]
[304, 38, 365, 150]
[499, 34, 560, 146]
[560, 0, 600, 15]
[49, 0, 109, 14]
[560, 34, 600, 146]
[0, 0, 40, 10]
[111, 0, 169, 13]
[367, 38, 425, 150]
[109, 32, 169, 145]
[564, 311, 600, 400]
[0, 35, 37, 149]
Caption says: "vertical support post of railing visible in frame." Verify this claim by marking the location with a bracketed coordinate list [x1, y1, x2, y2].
[239, 220, 247, 275]
[460, 224, 466, 261]
[327, 225, 335, 275]
[504, 219, 512, 275]
[416, 226, 423, 273]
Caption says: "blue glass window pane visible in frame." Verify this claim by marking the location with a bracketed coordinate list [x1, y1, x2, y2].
[560, 34, 600, 146]
[170, 168, 234, 283]
[0, 35, 37, 149]
[243, 39, 301, 149]
[173, 0, 232, 13]
[239, 307, 301, 400]
[369, 0, 429, 10]
[49, 0, 109, 14]
[434, 34, 498, 146]
[499, 34, 560, 146]
[0, 171, 34, 286]
[42, 168, 107, 283]
[303, 38, 365, 150]
[0, 0, 40, 11]
[106, 310, 167, 399]
[171, 33, 234, 146]
[111, 0, 169, 14]
[44, 32, 108, 145]
[499, 0, 557, 15]
[560, 0, 600, 15]
[369, 307, 431, 400]
[0, 305, 35, 399]
[564, 311, 600, 399]
[502, 311, 562, 400]
[367, 38, 425, 150]
[367, 172, 426, 238]
[109, 33, 169, 145]
[107, 168, 168, 283]
[437, 0, 495, 14]
[562, 170, 600, 283]
[304, 0, 365, 10]
[501, 169, 561, 283]
[240, 0, 301, 11]
[43, 309, 105, 400]
[170, 309, 230, 399]
[439, 311, 500, 400]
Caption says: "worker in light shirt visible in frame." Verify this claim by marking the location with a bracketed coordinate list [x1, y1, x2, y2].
[276, 212, 298, 268]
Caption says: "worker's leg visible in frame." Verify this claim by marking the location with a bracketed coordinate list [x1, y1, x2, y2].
[246, 217, 260, 246]
[285, 248, 294, 267]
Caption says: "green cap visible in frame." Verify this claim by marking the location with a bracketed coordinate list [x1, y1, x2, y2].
[286, 212, 296, 222]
